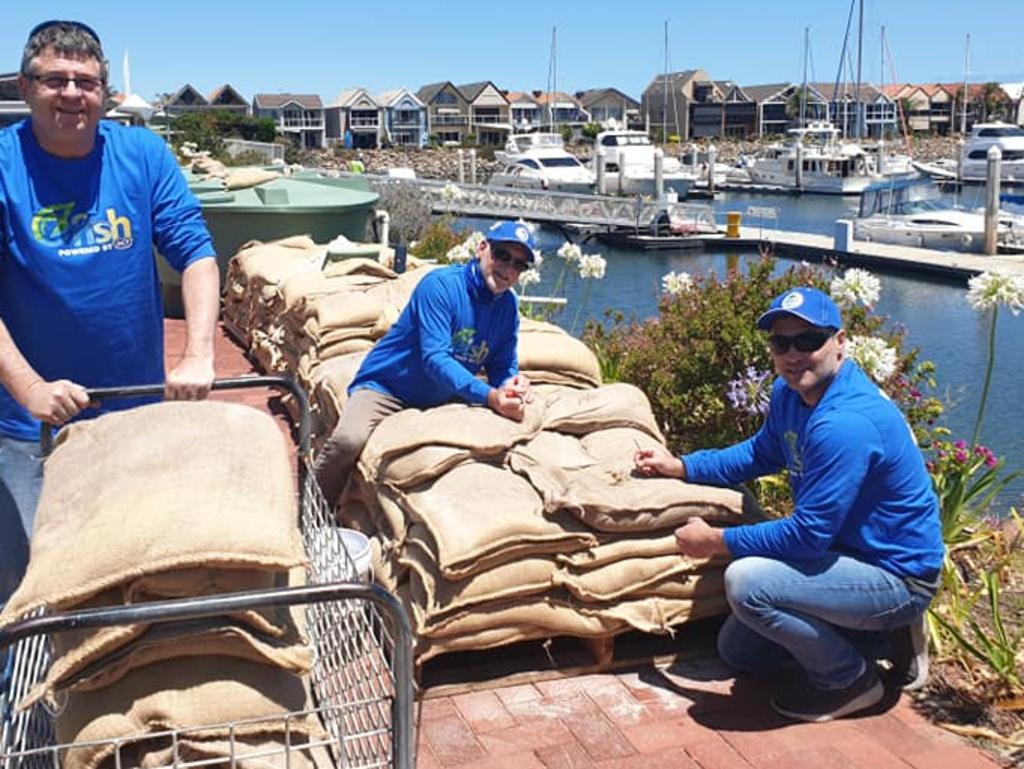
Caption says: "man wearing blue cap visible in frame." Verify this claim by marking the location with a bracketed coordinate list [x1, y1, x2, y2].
[635, 286, 943, 723]
[314, 220, 536, 504]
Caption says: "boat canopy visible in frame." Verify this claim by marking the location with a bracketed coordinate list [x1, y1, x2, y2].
[859, 177, 943, 218]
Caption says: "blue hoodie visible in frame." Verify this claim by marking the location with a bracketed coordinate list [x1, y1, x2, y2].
[683, 360, 944, 580]
[349, 260, 519, 407]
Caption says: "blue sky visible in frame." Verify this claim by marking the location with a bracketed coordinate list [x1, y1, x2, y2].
[5, 1, 1022, 102]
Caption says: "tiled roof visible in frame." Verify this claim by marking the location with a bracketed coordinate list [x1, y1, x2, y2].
[253, 93, 323, 109]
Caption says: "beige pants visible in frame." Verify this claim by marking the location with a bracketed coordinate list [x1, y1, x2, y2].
[313, 388, 405, 504]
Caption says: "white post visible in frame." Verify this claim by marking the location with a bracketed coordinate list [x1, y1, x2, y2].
[617, 151, 627, 196]
[456, 148, 465, 183]
[595, 154, 606, 195]
[984, 145, 1002, 255]
[877, 137, 886, 176]
[956, 137, 965, 183]
[707, 144, 717, 194]
[689, 144, 698, 171]
[654, 148, 664, 200]
[469, 148, 477, 185]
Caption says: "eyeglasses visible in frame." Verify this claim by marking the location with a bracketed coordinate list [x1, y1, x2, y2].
[767, 330, 836, 354]
[28, 20, 102, 47]
[29, 73, 104, 93]
[490, 243, 531, 273]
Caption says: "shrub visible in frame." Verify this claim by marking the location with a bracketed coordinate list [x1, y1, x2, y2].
[410, 219, 464, 262]
[583, 255, 940, 455]
[582, 122, 602, 141]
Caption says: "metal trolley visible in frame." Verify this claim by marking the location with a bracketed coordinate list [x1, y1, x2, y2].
[0, 376, 415, 769]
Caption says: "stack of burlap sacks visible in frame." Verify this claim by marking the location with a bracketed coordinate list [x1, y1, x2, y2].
[223, 235, 763, 664]
[0, 401, 323, 769]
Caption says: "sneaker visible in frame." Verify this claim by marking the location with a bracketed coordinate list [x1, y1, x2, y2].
[884, 615, 929, 692]
[771, 666, 884, 723]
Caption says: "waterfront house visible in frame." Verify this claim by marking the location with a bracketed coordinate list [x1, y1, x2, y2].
[376, 88, 427, 148]
[531, 91, 590, 134]
[740, 83, 826, 137]
[817, 83, 898, 138]
[253, 93, 325, 148]
[457, 82, 511, 147]
[416, 81, 470, 146]
[504, 91, 542, 133]
[1004, 83, 1024, 126]
[641, 69, 713, 140]
[325, 88, 383, 148]
[160, 84, 209, 117]
[206, 85, 250, 116]
[0, 72, 29, 129]
[575, 88, 640, 130]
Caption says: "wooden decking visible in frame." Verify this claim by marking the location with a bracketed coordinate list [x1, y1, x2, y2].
[179, 319, 1001, 769]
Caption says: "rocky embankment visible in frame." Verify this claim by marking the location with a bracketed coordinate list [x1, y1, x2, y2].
[303, 134, 964, 181]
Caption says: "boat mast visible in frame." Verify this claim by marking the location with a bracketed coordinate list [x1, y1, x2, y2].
[662, 19, 669, 142]
[855, 0, 864, 138]
[960, 33, 970, 135]
[546, 26, 557, 131]
[801, 27, 809, 127]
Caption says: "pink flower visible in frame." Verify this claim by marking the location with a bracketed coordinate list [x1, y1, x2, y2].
[954, 449, 969, 464]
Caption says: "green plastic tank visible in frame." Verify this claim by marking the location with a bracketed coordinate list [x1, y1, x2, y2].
[157, 175, 378, 317]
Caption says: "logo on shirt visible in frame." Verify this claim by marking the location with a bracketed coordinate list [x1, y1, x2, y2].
[452, 327, 489, 367]
[784, 429, 804, 477]
[31, 202, 134, 257]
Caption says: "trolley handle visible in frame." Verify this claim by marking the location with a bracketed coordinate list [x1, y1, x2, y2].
[39, 375, 310, 458]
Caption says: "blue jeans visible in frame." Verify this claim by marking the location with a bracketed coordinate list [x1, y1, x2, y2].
[716, 555, 933, 690]
[1, 436, 43, 610]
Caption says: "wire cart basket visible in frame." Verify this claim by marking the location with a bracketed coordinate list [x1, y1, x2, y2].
[0, 376, 415, 769]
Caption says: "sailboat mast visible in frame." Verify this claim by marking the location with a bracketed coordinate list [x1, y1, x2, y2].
[801, 27, 809, 127]
[662, 19, 669, 142]
[960, 33, 970, 135]
[855, 0, 864, 138]
[546, 26, 557, 130]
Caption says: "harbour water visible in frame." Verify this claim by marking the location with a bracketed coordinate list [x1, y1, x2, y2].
[461, 193, 1024, 510]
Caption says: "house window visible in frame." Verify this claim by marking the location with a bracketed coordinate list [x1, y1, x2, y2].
[435, 91, 457, 105]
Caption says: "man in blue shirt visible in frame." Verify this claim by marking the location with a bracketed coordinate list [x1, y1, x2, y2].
[0, 21, 219, 612]
[314, 220, 536, 504]
[635, 287, 944, 723]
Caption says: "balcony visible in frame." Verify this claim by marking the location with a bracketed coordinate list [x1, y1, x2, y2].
[432, 114, 468, 126]
[350, 116, 380, 129]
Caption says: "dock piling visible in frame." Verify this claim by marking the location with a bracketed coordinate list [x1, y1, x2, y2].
[654, 149, 664, 200]
[984, 145, 1002, 255]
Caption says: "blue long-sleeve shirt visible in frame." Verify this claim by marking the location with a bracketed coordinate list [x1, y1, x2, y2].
[683, 360, 944, 580]
[349, 260, 518, 408]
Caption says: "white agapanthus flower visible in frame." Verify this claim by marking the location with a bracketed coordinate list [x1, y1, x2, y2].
[661, 270, 694, 296]
[578, 253, 607, 280]
[439, 181, 465, 202]
[967, 270, 1024, 316]
[463, 230, 485, 252]
[531, 249, 544, 269]
[518, 268, 541, 288]
[830, 268, 881, 309]
[445, 242, 473, 263]
[557, 242, 583, 262]
[846, 335, 898, 383]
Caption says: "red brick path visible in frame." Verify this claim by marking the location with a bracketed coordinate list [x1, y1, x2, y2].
[181, 320, 1000, 769]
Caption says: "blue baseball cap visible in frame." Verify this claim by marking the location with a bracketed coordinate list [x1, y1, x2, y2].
[486, 220, 536, 262]
[756, 287, 843, 331]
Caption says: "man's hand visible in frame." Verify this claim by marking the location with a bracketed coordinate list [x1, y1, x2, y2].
[165, 354, 215, 401]
[24, 379, 90, 425]
[487, 386, 527, 422]
[634, 445, 686, 479]
[500, 373, 534, 404]
[675, 517, 729, 559]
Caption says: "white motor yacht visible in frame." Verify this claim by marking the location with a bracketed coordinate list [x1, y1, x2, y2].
[592, 130, 695, 198]
[853, 176, 1024, 253]
[747, 121, 879, 194]
[489, 132, 595, 193]
[958, 122, 1024, 184]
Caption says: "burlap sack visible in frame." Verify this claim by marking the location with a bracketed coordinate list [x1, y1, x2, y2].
[401, 536, 557, 618]
[24, 615, 311, 707]
[556, 534, 682, 569]
[224, 168, 282, 190]
[555, 554, 725, 602]
[371, 444, 473, 488]
[358, 401, 543, 474]
[2, 402, 303, 621]
[397, 463, 596, 578]
[139, 737, 320, 769]
[507, 444, 761, 533]
[540, 384, 665, 441]
[577, 592, 729, 634]
[58, 657, 326, 769]
[517, 321, 602, 388]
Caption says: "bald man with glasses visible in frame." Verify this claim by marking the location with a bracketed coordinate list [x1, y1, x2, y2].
[635, 286, 943, 723]
[0, 21, 218, 618]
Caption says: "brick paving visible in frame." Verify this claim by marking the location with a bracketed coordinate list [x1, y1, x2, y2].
[186, 320, 1001, 769]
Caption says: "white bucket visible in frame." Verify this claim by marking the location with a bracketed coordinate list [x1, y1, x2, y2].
[309, 527, 372, 583]
[339, 528, 372, 582]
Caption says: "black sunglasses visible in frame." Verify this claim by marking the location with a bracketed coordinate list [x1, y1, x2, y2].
[767, 329, 836, 354]
[28, 20, 102, 47]
[490, 243, 531, 273]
